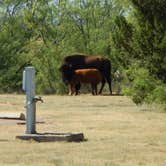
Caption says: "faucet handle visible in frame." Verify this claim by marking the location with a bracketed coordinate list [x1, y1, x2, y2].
[33, 96, 44, 103]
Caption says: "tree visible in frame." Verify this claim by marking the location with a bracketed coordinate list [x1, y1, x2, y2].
[111, 0, 166, 83]
[110, 0, 166, 104]
[0, 0, 125, 93]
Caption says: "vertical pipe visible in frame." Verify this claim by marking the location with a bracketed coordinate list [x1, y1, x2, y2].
[24, 67, 36, 134]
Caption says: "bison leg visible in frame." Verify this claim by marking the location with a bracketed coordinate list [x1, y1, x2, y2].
[68, 84, 75, 95]
[102, 59, 112, 95]
[91, 84, 98, 95]
[91, 84, 95, 95]
[106, 76, 112, 95]
[75, 82, 81, 95]
[94, 84, 98, 95]
[68, 85, 72, 95]
[102, 72, 112, 95]
[99, 78, 106, 94]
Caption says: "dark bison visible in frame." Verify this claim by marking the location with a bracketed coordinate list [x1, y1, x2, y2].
[59, 54, 112, 95]
[67, 68, 103, 95]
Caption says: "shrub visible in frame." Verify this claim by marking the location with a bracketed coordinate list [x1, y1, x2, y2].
[147, 84, 166, 104]
[122, 62, 166, 105]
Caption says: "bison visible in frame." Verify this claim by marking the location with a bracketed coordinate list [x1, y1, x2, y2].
[59, 54, 112, 95]
[66, 68, 103, 95]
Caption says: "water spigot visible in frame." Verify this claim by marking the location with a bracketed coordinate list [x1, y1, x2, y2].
[33, 96, 44, 103]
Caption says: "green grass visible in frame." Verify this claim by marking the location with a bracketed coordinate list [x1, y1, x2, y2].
[0, 94, 166, 166]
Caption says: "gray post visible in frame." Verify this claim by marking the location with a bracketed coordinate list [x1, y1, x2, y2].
[23, 67, 36, 134]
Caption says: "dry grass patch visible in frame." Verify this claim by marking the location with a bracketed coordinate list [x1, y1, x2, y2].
[0, 94, 166, 166]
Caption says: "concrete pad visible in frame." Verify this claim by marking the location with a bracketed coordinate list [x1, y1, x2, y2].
[16, 132, 84, 142]
[0, 112, 25, 120]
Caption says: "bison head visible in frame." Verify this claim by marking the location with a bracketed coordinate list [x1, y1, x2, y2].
[59, 64, 75, 84]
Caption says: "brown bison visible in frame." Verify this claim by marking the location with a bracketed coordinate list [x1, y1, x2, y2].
[68, 68, 103, 95]
[59, 54, 112, 95]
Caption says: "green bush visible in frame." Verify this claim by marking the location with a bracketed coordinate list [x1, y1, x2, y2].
[147, 85, 166, 104]
[123, 62, 166, 105]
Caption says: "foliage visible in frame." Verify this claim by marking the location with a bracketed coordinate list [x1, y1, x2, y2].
[0, 0, 166, 106]
[147, 84, 166, 104]
[111, 0, 166, 83]
[123, 62, 166, 105]
[0, 0, 122, 93]
[109, 0, 166, 104]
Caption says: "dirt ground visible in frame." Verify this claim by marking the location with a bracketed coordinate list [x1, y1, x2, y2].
[0, 94, 166, 166]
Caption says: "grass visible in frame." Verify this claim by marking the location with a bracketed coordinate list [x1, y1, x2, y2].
[0, 94, 166, 166]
